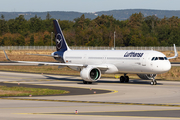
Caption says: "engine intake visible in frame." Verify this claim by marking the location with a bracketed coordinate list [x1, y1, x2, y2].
[80, 66, 101, 82]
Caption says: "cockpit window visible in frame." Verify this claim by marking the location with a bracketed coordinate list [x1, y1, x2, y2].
[151, 57, 168, 61]
[151, 57, 155, 61]
[159, 57, 164, 60]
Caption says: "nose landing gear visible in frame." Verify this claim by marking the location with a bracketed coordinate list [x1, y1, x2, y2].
[150, 74, 157, 85]
[151, 78, 157, 85]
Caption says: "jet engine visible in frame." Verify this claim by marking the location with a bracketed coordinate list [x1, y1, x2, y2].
[80, 66, 101, 82]
[137, 74, 157, 80]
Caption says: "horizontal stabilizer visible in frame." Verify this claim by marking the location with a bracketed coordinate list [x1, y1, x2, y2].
[26, 53, 60, 57]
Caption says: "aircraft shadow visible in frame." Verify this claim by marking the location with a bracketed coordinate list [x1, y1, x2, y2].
[44, 75, 82, 82]
[98, 79, 163, 85]
[43, 75, 163, 85]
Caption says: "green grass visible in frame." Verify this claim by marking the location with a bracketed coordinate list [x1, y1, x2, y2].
[0, 86, 69, 97]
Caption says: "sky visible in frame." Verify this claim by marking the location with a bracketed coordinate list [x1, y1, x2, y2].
[0, 0, 180, 12]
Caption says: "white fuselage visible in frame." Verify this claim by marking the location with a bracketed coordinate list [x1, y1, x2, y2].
[63, 50, 171, 74]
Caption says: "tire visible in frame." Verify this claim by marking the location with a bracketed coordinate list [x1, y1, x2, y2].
[125, 76, 129, 83]
[83, 80, 88, 84]
[120, 76, 125, 83]
[88, 82, 92, 84]
[154, 81, 157, 85]
[151, 82, 154, 85]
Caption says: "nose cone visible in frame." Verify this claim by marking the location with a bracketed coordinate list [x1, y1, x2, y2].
[153, 61, 171, 74]
[162, 61, 171, 72]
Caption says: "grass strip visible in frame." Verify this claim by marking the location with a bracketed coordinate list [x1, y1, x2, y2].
[0, 86, 69, 97]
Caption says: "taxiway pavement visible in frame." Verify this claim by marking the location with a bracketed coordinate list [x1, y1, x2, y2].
[0, 71, 180, 120]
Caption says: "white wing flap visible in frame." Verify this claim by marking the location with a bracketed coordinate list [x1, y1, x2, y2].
[12, 61, 84, 67]
[3, 49, 83, 67]
[3, 49, 109, 69]
[13, 61, 109, 69]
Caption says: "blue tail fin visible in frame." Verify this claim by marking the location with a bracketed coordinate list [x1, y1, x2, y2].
[53, 20, 70, 52]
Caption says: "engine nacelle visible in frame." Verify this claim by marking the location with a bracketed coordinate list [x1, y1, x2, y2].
[80, 66, 101, 82]
[137, 74, 157, 80]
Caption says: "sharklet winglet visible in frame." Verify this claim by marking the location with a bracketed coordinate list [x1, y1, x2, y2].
[168, 44, 178, 59]
[3, 50, 11, 61]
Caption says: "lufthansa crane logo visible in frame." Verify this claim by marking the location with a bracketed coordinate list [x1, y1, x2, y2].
[56, 33, 63, 50]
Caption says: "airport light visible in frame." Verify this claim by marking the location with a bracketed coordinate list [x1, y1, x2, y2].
[114, 31, 116, 50]
[51, 32, 53, 46]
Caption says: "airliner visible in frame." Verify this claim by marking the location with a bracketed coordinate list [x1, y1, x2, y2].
[4, 20, 178, 85]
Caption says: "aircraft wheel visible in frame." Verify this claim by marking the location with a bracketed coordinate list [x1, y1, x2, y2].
[151, 81, 154, 85]
[125, 76, 129, 83]
[88, 82, 92, 84]
[83, 80, 88, 84]
[151, 79, 157, 85]
[154, 81, 157, 85]
[120, 76, 125, 83]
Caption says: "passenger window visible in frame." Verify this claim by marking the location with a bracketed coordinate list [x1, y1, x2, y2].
[155, 57, 158, 60]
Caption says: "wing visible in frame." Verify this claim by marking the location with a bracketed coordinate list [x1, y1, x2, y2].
[3, 49, 84, 67]
[3, 50, 108, 69]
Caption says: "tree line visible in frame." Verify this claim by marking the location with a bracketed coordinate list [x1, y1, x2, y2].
[0, 12, 180, 46]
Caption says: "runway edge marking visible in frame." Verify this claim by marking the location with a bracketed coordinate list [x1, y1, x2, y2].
[15, 112, 180, 119]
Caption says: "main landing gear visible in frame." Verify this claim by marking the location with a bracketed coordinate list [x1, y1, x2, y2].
[83, 80, 92, 84]
[120, 74, 129, 83]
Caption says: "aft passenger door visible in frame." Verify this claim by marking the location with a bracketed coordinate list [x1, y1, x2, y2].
[102, 55, 107, 64]
[83, 54, 87, 64]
